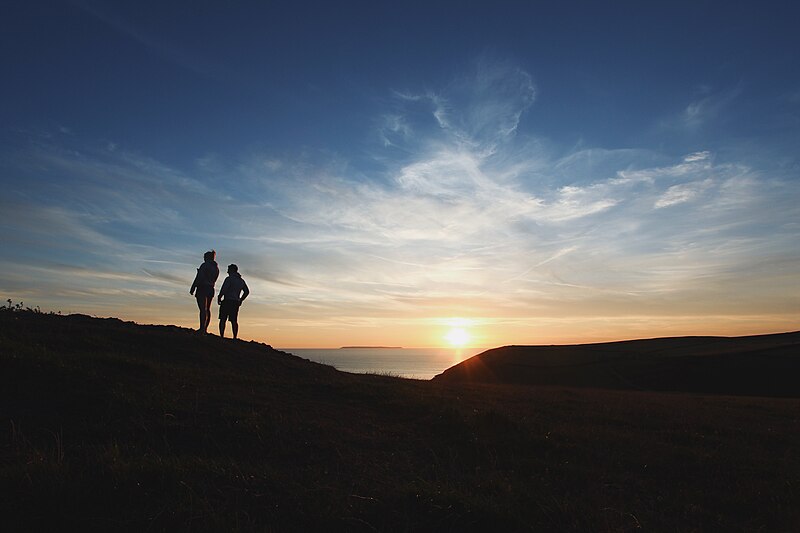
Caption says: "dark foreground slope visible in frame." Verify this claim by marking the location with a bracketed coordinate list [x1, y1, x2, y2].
[2, 311, 799, 532]
[434, 333, 800, 396]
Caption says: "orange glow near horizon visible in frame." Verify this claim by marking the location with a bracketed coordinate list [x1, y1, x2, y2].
[53, 301, 800, 350]
[444, 327, 471, 347]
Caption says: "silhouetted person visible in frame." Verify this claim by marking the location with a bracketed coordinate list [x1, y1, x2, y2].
[218, 263, 249, 339]
[190, 250, 219, 334]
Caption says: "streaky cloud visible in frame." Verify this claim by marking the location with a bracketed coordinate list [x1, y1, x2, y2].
[2, 58, 798, 339]
[659, 85, 742, 132]
[654, 179, 713, 208]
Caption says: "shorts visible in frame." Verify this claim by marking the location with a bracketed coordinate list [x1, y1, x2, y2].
[195, 286, 214, 303]
[219, 299, 241, 322]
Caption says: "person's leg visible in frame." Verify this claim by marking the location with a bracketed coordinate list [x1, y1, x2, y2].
[218, 299, 227, 337]
[206, 297, 213, 331]
[219, 300, 231, 337]
[230, 302, 240, 339]
[196, 295, 206, 332]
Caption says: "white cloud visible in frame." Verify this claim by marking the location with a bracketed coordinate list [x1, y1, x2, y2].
[379, 114, 412, 147]
[538, 185, 618, 221]
[2, 61, 799, 341]
[390, 59, 535, 154]
[659, 86, 742, 132]
[684, 151, 711, 162]
[654, 179, 713, 208]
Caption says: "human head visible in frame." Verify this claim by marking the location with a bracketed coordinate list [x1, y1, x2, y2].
[203, 250, 216, 262]
[227, 264, 238, 274]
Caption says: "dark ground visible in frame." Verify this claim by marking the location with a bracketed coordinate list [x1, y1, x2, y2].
[434, 332, 800, 397]
[2, 310, 799, 531]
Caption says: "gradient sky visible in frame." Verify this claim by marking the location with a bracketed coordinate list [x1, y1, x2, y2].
[2, 1, 799, 348]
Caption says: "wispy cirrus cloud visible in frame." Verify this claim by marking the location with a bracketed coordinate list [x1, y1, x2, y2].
[2, 59, 798, 343]
[234, 95, 798, 327]
[660, 86, 742, 132]
[391, 58, 535, 153]
[654, 179, 714, 208]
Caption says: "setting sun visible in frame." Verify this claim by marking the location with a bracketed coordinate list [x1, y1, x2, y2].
[445, 327, 471, 347]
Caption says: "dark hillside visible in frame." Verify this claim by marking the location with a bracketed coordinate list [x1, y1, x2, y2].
[433, 333, 800, 396]
[2, 311, 799, 531]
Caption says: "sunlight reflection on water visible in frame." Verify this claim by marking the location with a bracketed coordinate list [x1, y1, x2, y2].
[281, 348, 480, 380]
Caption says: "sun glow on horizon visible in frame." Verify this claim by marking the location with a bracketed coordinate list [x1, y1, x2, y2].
[445, 327, 471, 347]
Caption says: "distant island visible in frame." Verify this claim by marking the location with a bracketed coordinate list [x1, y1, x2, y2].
[339, 346, 403, 349]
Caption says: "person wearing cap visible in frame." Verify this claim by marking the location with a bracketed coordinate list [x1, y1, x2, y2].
[190, 250, 219, 334]
[217, 263, 250, 339]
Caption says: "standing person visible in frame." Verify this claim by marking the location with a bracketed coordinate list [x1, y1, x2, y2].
[190, 250, 219, 334]
[217, 264, 250, 339]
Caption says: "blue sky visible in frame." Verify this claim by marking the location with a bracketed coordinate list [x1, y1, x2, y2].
[1, 1, 799, 347]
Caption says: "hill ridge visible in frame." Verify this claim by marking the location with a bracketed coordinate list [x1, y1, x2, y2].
[3, 310, 800, 530]
[434, 331, 800, 396]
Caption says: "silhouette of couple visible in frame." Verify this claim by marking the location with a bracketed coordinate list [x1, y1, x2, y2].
[190, 250, 250, 339]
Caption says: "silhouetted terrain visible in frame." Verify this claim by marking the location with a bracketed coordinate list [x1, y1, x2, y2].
[434, 333, 800, 397]
[2, 311, 799, 531]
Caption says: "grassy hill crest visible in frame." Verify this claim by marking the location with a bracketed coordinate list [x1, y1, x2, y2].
[2, 310, 799, 531]
[434, 332, 800, 397]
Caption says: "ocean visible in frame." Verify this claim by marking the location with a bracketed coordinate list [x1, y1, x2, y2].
[280, 347, 482, 380]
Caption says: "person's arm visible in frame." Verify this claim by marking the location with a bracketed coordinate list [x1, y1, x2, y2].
[217, 278, 229, 305]
[240, 280, 250, 303]
[190, 268, 200, 295]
